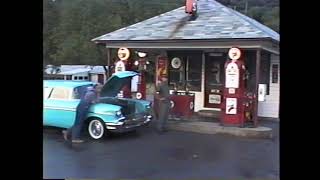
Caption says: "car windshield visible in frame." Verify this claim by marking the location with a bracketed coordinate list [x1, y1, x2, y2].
[72, 85, 93, 99]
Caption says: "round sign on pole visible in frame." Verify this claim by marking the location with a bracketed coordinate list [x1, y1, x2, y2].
[228, 47, 241, 61]
[136, 92, 142, 99]
[171, 57, 181, 69]
[118, 47, 130, 61]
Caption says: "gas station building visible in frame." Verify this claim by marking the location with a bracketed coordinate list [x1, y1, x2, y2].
[92, 0, 280, 121]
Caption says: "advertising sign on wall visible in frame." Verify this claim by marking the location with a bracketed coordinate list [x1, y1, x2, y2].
[156, 56, 168, 86]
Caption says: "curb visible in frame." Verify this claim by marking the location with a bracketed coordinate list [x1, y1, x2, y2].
[168, 121, 273, 139]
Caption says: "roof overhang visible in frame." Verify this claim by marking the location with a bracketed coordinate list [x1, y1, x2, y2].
[93, 38, 279, 54]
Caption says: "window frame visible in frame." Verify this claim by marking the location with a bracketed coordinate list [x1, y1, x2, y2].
[43, 87, 53, 99]
[48, 87, 73, 100]
[186, 56, 202, 91]
[167, 51, 202, 92]
[259, 51, 271, 95]
[72, 85, 93, 99]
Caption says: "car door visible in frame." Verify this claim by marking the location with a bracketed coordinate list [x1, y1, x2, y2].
[43, 86, 53, 125]
[43, 87, 79, 128]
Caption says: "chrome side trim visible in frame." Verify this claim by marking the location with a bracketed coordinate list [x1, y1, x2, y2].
[94, 112, 116, 116]
[105, 121, 124, 126]
[106, 126, 117, 130]
[44, 106, 76, 112]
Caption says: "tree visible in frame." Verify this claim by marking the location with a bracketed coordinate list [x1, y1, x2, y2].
[44, 0, 279, 66]
[261, 7, 279, 32]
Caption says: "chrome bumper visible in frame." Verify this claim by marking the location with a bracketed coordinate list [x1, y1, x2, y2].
[105, 115, 152, 131]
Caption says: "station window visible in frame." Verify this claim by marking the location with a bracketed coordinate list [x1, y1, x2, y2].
[244, 50, 271, 95]
[260, 51, 271, 95]
[167, 51, 202, 91]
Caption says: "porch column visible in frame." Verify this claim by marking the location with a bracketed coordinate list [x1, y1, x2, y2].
[106, 48, 111, 79]
[253, 49, 261, 127]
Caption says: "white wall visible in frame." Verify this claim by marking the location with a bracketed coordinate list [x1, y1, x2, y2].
[258, 54, 280, 118]
[71, 72, 89, 80]
[89, 73, 107, 84]
[90, 74, 98, 83]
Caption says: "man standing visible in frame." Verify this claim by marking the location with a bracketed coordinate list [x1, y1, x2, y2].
[155, 76, 170, 133]
[63, 85, 98, 143]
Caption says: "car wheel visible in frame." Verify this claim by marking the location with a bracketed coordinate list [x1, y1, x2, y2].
[88, 119, 105, 140]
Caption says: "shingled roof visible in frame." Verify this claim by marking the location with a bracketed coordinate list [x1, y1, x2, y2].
[92, 0, 279, 42]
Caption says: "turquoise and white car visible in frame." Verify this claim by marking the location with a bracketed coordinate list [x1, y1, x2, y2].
[43, 71, 152, 139]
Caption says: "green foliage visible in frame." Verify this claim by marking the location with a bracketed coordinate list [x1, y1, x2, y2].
[43, 0, 279, 66]
[221, 0, 279, 33]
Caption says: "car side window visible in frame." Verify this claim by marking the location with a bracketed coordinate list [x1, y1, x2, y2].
[72, 85, 92, 99]
[49, 87, 71, 100]
[43, 87, 53, 99]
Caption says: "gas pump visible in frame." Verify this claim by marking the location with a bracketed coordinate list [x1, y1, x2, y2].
[132, 51, 149, 100]
[221, 47, 255, 127]
[114, 47, 133, 98]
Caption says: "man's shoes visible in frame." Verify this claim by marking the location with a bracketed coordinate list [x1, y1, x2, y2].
[62, 130, 68, 141]
[72, 139, 84, 143]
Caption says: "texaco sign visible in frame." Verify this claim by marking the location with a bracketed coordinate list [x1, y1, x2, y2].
[228, 47, 241, 61]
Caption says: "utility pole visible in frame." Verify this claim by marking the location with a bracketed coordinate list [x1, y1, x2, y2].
[245, 0, 248, 14]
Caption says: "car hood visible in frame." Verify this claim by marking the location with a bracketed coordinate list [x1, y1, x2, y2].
[100, 71, 138, 98]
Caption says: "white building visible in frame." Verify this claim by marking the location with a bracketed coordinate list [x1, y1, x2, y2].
[92, 0, 280, 120]
[45, 65, 108, 84]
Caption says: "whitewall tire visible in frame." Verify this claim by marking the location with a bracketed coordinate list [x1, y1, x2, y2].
[88, 119, 105, 139]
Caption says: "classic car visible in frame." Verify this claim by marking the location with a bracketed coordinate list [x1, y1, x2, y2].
[43, 71, 153, 139]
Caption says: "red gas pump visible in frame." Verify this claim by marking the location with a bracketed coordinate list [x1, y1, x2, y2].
[132, 51, 148, 100]
[113, 47, 133, 98]
[221, 47, 248, 127]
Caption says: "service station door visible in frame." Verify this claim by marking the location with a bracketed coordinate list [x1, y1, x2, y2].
[204, 53, 227, 108]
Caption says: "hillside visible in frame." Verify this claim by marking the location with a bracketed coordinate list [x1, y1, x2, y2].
[43, 0, 279, 65]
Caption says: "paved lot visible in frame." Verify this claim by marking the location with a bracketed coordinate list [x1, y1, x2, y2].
[43, 120, 279, 179]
